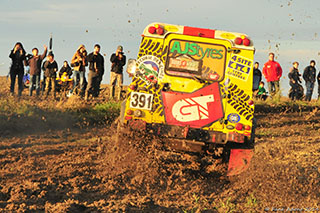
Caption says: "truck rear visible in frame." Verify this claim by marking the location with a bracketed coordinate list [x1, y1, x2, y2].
[118, 23, 255, 176]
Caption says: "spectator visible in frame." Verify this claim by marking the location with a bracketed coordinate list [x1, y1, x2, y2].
[253, 62, 262, 95]
[257, 81, 268, 100]
[317, 66, 320, 100]
[59, 61, 72, 78]
[288, 62, 302, 101]
[85, 44, 104, 100]
[303, 60, 316, 101]
[43, 52, 58, 98]
[262, 53, 283, 97]
[70, 45, 87, 96]
[9, 42, 27, 96]
[110, 45, 126, 100]
[27, 45, 48, 97]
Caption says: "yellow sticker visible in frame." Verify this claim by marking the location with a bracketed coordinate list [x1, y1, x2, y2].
[220, 33, 236, 40]
[164, 25, 179, 32]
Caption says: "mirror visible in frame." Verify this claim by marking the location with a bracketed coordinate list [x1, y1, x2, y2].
[126, 59, 137, 76]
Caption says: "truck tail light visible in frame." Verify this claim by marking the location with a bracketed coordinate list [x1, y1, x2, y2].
[235, 123, 243, 131]
[234, 36, 251, 46]
[148, 26, 156, 34]
[148, 24, 165, 35]
[234, 37, 243, 45]
[129, 84, 136, 91]
[126, 109, 133, 115]
[244, 125, 251, 131]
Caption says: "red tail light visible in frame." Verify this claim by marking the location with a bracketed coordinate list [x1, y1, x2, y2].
[244, 125, 251, 131]
[235, 123, 243, 131]
[129, 84, 136, 91]
[248, 100, 254, 106]
[234, 36, 251, 46]
[234, 37, 243, 45]
[156, 27, 164, 35]
[154, 24, 164, 35]
[243, 38, 251, 46]
[126, 109, 133, 115]
[148, 26, 156, 34]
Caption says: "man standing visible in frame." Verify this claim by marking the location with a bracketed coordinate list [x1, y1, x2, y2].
[85, 44, 104, 101]
[110, 45, 126, 100]
[252, 62, 262, 95]
[43, 52, 58, 99]
[262, 53, 283, 97]
[27, 45, 47, 97]
[303, 60, 316, 101]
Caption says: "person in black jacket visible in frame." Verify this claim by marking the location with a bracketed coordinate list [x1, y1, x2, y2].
[303, 60, 316, 101]
[43, 52, 58, 98]
[59, 61, 72, 78]
[110, 45, 126, 100]
[85, 44, 104, 100]
[9, 42, 27, 96]
[288, 62, 302, 101]
[252, 62, 262, 94]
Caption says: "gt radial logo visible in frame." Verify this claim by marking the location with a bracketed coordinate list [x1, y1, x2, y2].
[172, 95, 214, 122]
[162, 83, 223, 128]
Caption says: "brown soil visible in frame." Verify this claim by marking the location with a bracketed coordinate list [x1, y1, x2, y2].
[0, 77, 319, 212]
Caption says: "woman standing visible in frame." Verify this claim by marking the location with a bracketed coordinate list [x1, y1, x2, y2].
[70, 45, 87, 96]
[9, 42, 26, 96]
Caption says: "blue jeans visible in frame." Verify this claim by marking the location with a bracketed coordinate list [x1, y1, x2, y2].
[305, 81, 314, 101]
[70, 70, 85, 94]
[29, 74, 41, 96]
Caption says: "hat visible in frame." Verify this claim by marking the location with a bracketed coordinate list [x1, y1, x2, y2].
[117, 45, 123, 51]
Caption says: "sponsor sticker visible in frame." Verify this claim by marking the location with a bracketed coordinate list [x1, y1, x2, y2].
[162, 83, 223, 128]
[227, 113, 241, 123]
[227, 54, 253, 81]
[136, 55, 164, 84]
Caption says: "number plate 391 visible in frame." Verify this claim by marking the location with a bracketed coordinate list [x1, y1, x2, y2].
[129, 92, 153, 110]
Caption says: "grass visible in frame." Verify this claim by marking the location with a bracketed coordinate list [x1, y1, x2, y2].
[77, 101, 121, 126]
[0, 95, 122, 134]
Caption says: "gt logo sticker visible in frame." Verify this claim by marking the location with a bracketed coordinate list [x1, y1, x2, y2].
[172, 95, 214, 122]
[162, 83, 223, 128]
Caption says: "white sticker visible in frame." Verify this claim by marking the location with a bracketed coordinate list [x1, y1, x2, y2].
[129, 92, 154, 110]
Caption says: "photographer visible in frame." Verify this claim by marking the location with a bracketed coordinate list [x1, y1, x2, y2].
[85, 44, 104, 100]
[70, 44, 87, 96]
[9, 42, 27, 96]
[110, 45, 126, 100]
[43, 52, 58, 99]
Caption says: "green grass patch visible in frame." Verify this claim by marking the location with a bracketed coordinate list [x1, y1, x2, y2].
[76, 101, 121, 126]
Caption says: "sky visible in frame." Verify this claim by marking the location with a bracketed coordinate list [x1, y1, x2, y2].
[1, 0, 320, 97]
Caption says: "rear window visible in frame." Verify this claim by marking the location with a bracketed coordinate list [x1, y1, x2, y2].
[165, 39, 227, 82]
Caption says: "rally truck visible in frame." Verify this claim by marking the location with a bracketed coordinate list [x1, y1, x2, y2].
[118, 23, 256, 176]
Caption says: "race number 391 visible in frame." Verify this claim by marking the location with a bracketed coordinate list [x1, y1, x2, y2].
[130, 92, 153, 110]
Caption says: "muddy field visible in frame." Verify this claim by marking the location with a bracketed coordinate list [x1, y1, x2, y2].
[0, 77, 320, 212]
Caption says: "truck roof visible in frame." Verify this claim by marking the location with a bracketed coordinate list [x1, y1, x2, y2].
[142, 22, 254, 50]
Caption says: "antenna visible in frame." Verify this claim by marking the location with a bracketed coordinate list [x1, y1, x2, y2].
[49, 33, 53, 53]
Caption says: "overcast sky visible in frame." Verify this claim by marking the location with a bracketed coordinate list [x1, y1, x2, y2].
[1, 0, 320, 95]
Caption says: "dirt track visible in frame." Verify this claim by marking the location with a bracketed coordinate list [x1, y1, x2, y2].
[0, 77, 320, 212]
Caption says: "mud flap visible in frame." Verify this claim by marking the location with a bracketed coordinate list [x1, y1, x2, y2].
[227, 149, 253, 176]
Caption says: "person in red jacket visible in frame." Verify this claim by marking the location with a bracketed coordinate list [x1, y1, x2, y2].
[262, 52, 283, 97]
